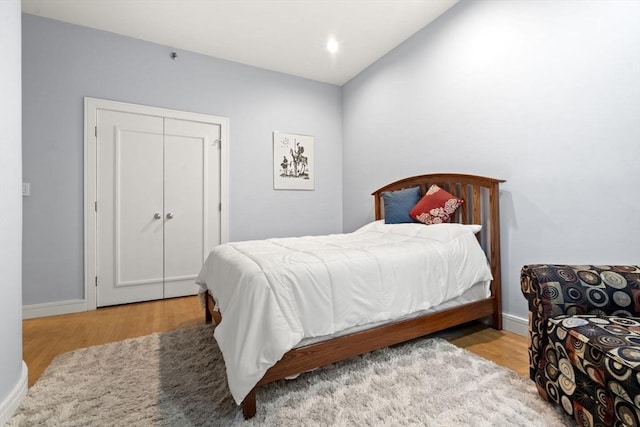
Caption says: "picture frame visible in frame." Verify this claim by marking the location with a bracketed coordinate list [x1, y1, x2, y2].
[273, 131, 314, 190]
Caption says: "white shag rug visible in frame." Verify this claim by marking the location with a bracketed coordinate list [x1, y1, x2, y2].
[8, 325, 571, 426]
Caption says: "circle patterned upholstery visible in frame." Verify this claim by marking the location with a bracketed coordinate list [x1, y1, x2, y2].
[522, 264, 640, 427]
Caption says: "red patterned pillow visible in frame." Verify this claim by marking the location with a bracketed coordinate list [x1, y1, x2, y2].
[409, 185, 464, 225]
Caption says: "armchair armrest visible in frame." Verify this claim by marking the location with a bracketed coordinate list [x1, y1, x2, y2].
[521, 264, 640, 318]
[521, 264, 640, 380]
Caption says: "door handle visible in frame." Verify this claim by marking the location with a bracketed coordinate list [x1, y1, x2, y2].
[154, 213, 162, 220]
[166, 212, 174, 219]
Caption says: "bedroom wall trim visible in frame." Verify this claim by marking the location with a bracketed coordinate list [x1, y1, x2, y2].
[21, 298, 530, 334]
[22, 299, 86, 319]
[502, 313, 528, 337]
[0, 361, 27, 425]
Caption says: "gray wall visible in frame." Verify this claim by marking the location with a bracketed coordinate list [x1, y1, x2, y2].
[343, 0, 640, 320]
[0, 0, 24, 417]
[22, 14, 343, 305]
[23, 1, 640, 321]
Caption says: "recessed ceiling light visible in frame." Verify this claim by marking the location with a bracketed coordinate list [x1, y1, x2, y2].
[326, 38, 339, 54]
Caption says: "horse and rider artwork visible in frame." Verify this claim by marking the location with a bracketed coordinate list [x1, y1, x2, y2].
[273, 131, 314, 190]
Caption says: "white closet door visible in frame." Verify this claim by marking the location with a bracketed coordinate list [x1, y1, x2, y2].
[86, 97, 228, 310]
[96, 110, 165, 306]
[163, 118, 221, 298]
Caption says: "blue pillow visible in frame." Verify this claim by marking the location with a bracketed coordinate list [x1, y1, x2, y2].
[381, 186, 421, 224]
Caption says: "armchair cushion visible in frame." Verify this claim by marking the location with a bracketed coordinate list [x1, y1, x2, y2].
[548, 314, 640, 393]
[545, 314, 640, 425]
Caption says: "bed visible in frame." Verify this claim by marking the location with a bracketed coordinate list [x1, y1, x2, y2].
[198, 173, 505, 419]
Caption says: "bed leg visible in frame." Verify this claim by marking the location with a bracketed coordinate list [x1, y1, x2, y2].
[205, 294, 221, 325]
[242, 389, 257, 419]
[491, 312, 503, 330]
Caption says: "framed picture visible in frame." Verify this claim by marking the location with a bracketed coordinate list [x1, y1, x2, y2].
[273, 131, 314, 190]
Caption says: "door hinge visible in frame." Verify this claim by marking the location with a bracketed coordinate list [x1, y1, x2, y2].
[219, 203, 222, 212]
[94, 201, 97, 212]
[95, 276, 98, 287]
[95, 126, 97, 137]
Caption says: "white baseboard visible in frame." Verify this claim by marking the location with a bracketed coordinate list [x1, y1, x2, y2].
[0, 361, 28, 425]
[502, 313, 529, 336]
[22, 298, 530, 335]
[23, 299, 87, 319]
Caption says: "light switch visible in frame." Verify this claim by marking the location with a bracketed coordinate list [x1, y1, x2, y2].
[22, 182, 30, 196]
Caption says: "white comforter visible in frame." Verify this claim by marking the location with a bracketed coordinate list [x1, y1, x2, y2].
[196, 221, 492, 404]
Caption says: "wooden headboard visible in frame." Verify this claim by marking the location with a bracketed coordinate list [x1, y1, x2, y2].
[372, 173, 506, 315]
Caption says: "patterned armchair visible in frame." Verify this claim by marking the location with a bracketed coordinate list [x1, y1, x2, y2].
[521, 264, 640, 427]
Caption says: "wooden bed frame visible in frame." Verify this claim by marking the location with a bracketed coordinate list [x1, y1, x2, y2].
[204, 173, 505, 419]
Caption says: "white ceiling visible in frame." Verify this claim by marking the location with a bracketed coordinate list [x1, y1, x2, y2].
[21, 0, 458, 85]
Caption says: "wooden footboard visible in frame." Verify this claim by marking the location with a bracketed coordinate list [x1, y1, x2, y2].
[204, 173, 504, 419]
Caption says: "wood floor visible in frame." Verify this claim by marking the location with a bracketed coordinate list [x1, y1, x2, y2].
[22, 296, 531, 387]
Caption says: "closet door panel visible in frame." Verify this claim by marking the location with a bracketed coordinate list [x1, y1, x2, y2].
[96, 110, 165, 306]
[163, 118, 221, 298]
[117, 131, 165, 284]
